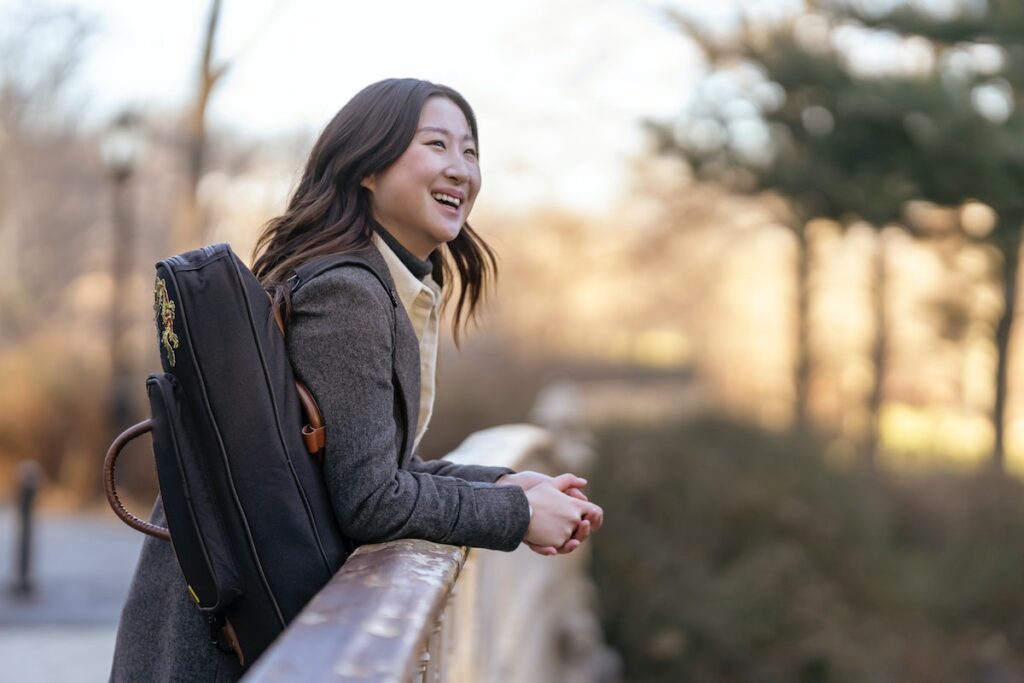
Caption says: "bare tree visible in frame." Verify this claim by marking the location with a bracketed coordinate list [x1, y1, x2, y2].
[0, 4, 98, 341]
[171, 0, 230, 252]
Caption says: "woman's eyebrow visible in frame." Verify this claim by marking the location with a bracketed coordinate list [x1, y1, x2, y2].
[417, 126, 475, 142]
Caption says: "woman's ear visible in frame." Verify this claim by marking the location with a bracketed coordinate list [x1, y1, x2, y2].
[360, 175, 375, 193]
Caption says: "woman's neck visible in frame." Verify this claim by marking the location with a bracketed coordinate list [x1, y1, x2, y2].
[372, 223, 433, 280]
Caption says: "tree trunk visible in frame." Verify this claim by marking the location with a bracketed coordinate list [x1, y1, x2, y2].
[172, 0, 226, 252]
[793, 226, 812, 433]
[863, 230, 889, 471]
[992, 222, 1022, 472]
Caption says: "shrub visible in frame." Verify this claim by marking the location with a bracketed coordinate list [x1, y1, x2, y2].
[589, 416, 1024, 682]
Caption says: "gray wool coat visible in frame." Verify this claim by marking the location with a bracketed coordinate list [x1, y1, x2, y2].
[109, 244, 531, 682]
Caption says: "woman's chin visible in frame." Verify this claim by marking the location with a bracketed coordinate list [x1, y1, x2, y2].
[433, 222, 464, 245]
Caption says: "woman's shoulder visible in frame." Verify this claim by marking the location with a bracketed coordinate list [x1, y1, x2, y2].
[285, 256, 398, 366]
[291, 249, 396, 314]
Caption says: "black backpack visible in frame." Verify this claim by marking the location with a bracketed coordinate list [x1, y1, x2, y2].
[103, 242, 393, 667]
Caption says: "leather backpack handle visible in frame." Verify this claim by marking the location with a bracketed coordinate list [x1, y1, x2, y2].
[271, 295, 326, 456]
[104, 419, 171, 541]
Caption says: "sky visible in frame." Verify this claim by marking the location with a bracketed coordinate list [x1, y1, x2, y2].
[5, 0, 784, 213]
[17, 0, 956, 218]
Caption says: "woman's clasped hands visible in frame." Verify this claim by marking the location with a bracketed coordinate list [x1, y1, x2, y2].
[495, 471, 603, 556]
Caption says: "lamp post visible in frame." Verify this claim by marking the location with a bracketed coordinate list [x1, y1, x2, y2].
[101, 111, 144, 438]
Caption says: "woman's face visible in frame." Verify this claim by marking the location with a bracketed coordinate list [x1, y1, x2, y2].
[361, 96, 481, 260]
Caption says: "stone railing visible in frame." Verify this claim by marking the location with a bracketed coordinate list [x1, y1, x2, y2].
[242, 422, 616, 683]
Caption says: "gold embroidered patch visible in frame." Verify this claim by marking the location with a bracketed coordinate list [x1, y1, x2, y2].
[154, 277, 180, 367]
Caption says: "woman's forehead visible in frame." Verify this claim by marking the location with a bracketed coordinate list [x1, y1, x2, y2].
[418, 97, 474, 140]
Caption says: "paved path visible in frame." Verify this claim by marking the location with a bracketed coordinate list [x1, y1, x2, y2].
[0, 504, 144, 682]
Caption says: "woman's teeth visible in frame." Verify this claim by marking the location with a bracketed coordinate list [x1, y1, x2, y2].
[431, 192, 461, 208]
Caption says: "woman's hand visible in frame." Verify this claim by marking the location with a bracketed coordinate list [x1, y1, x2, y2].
[522, 483, 603, 555]
[528, 498, 602, 556]
[498, 470, 603, 555]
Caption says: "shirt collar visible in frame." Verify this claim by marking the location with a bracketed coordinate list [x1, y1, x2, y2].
[371, 232, 439, 318]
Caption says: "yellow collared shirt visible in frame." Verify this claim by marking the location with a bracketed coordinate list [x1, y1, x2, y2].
[371, 232, 441, 455]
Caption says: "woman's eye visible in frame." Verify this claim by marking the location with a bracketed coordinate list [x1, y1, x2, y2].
[428, 139, 477, 158]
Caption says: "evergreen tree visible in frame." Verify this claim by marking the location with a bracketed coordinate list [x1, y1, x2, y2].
[648, 1, 1024, 469]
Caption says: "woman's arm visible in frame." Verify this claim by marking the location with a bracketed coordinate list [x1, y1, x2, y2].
[287, 266, 530, 551]
[405, 453, 516, 483]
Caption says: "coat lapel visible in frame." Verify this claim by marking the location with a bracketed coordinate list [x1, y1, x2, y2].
[359, 246, 419, 468]
[391, 313, 420, 468]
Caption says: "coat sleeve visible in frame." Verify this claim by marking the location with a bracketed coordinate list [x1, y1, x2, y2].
[406, 453, 517, 483]
[286, 267, 531, 551]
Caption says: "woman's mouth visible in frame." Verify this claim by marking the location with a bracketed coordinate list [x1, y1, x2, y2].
[431, 192, 461, 216]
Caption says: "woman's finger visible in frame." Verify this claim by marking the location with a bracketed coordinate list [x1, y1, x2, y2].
[573, 519, 591, 543]
[566, 487, 589, 502]
[577, 504, 602, 531]
[550, 473, 586, 491]
[557, 539, 581, 554]
[525, 541, 558, 556]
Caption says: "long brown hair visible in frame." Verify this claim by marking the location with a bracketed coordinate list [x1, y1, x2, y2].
[251, 78, 497, 341]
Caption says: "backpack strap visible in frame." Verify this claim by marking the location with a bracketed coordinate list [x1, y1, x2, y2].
[289, 251, 399, 308]
[270, 302, 329, 456]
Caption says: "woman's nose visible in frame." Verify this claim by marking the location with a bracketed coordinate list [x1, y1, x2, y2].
[444, 152, 471, 183]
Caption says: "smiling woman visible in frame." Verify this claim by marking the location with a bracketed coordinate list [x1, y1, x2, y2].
[108, 77, 603, 682]
[360, 98, 482, 260]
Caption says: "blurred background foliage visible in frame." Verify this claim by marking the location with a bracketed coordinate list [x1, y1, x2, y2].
[584, 0, 1024, 679]
[592, 417, 1024, 682]
[8, 0, 1024, 680]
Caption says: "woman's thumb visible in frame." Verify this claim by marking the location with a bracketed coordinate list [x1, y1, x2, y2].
[550, 473, 586, 491]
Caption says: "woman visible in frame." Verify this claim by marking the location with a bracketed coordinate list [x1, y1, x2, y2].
[110, 78, 602, 682]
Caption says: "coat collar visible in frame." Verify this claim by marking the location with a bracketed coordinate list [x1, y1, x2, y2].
[371, 232, 441, 327]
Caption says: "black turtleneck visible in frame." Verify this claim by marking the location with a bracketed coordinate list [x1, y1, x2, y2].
[373, 223, 433, 280]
